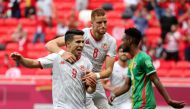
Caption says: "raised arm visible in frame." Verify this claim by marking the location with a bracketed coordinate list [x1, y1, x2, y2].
[45, 37, 76, 63]
[149, 73, 185, 108]
[45, 37, 65, 53]
[10, 52, 41, 68]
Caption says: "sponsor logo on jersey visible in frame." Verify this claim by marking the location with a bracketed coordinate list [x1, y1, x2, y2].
[85, 39, 90, 44]
[102, 43, 108, 51]
[60, 60, 65, 64]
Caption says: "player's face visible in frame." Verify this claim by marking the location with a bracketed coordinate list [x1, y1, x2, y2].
[69, 35, 84, 57]
[92, 15, 107, 35]
[118, 49, 128, 62]
[122, 34, 132, 50]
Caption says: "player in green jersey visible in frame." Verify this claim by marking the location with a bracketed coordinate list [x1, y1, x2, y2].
[108, 28, 185, 109]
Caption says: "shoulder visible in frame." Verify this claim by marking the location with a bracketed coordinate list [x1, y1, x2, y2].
[104, 33, 116, 42]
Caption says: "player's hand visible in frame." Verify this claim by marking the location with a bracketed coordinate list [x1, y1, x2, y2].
[83, 72, 97, 81]
[168, 99, 185, 108]
[61, 52, 76, 64]
[108, 94, 116, 105]
[10, 52, 23, 61]
[84, 76, 97, 88]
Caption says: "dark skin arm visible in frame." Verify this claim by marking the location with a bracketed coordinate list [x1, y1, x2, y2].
[149, 72, 185, 108]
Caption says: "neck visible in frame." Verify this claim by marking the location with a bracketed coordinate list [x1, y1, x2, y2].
[91, 29, 103, 41]
[118, 60, 127, 68]
[130, 46, 141, 58]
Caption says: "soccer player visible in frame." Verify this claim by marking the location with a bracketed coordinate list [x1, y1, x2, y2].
[108, 28, 185, 109]
[11, 29, 97, 109]
[102, 45, 132, 109]
[45, 8, 116, 109]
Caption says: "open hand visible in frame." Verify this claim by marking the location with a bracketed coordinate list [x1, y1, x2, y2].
[168, 99, 185, 108]
[61, 51, 76, 64]
[10, 52, 22, 61]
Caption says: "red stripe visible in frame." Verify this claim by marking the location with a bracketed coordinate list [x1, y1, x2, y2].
[140, 76, 148, 109]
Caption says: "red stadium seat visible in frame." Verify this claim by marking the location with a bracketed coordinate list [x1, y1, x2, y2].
[184, 70, 190, 77]
[168, 69, 184, 77]
[4, 18, 18, 27]
[145, 27, 161, 37]
[20, 67, 37, 75]
[27, 43, 46, 52]
[159, 60, 176, 69]
[176, 61, 190, 69]
[6, 43, 19, 52]
[157, 69, 169, 77]
[35, 69, 52, 76]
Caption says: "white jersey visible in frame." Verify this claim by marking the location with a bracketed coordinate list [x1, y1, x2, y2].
[38, 53, 93, 109]
[110, 61, 132, 105]
[82, 28, 117, 72]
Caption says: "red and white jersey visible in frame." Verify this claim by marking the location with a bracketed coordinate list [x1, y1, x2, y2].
[38, 53, 93, 109]
[82, 28, 117, 72]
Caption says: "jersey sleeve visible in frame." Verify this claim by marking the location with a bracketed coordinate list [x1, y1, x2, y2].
[142, 55, 156, 75]
[37, 53, 59, 68]
[107, 39, 116, 57]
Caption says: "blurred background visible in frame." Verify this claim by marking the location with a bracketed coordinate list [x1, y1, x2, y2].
[0, 0, 190, 109]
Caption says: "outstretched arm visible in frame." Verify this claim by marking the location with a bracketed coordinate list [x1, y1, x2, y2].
[149, 73, 185, 108]
[10, 52, 41, 68]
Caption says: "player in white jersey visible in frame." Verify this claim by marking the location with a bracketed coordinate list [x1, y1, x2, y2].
[45, 8, 116, 109]
[10, 29, 97, 109]
[102, 45, 132, 109]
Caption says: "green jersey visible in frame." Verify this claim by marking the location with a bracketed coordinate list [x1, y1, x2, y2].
[128, 51, 156, 109]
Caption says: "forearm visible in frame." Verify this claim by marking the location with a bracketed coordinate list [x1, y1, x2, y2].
[99, 68, 112, 79]
[154, 78, 171, 103]
[114, 85, 130, 97]
[19, 57, 41, 68]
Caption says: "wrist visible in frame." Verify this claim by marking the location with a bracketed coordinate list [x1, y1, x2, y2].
[57, 50, 65, 56]
[95, 73, 101, 80]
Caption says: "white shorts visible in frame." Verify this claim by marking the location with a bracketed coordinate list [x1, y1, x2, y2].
[110, 100, 132, 109]
[86, 82, 110, 109]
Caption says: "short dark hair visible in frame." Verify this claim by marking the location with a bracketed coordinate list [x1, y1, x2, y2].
[91, 8, 106, 21]
[117, 44, 130, 52]
[65, 29, 84, 43]
[124, 28, 142, 46]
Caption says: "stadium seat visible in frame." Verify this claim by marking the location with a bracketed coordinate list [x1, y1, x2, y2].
[157, 69, 169, 77]
[184, 70, 190, 77]
[159, 60, 176, 69]
[168, 69, 184, 77]
[176, 61, 190, 69]
[6, 43, 19, 52]
[35, 69, 52, 76]
[20, 67, 37, 75]
[4, 18, 18, 27]
[0, 66, 8, 75]
[27, 43, 46, 52]
[145, 27, 161, 37]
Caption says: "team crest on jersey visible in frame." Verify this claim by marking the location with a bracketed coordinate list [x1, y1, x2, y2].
[80, 65, 86, 72]
[102, 43, 108, 51]
[60, 60, 65, 64]
[85, 39, 90, 44]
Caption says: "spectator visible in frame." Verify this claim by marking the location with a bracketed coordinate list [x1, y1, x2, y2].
[56, 20, 68, 36]
[10, 0, 21, 18]
[32, 17, 45, 44]
[0, 0, 8, 18]
[67, 9, 79, 29]
[165, 24, 181, 62]
[155, 38, 166, 59]
[36, 0, 56, 27]
[11, 23, 27, 51]
[24, 0, 36, 18]
[182, 19, 190, 61]
[133, 8, 149, 35]
[75, 0, 88, 11]
[159, 8, 178, 40]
